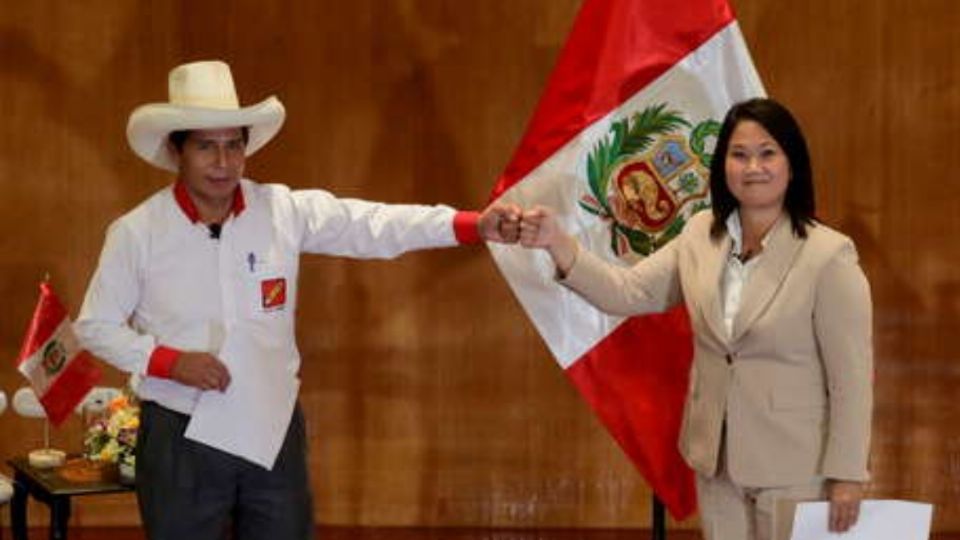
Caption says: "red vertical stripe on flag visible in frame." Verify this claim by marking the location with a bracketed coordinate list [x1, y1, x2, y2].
[492, 0, 734, 199]
[16, 281, 68, 364]
[39, 350, 102, 426]
[565, 306, 696, 519]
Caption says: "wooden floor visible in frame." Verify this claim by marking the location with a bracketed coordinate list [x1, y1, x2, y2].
[16, 529, 697, 540]
[13, 528, 960, 540]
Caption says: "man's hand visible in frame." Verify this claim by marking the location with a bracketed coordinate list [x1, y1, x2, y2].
[827, 479, 864, 533]
[170, 352, 231, 392]
[478, 202, 522, 243]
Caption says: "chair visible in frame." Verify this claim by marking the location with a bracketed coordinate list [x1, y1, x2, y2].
[1, 390, 13, 540]
[77, 387, 124, 417]
[10, 388, 44, 419]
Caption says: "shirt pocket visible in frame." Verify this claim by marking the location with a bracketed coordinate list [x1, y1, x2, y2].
[242, 260, 292, 318]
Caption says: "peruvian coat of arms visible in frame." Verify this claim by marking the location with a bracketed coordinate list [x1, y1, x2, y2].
[579, 103, 719, 260]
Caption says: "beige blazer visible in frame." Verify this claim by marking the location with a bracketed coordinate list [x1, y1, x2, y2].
[563, 210, 872, 487]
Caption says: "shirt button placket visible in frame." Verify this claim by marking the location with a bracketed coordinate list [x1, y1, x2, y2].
[220, 222, 237, 332]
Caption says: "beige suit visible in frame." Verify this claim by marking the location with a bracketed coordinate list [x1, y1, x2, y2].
[562, 210, 872, 534]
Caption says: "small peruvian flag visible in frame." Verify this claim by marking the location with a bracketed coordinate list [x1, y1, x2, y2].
[16, 281, 102, 426]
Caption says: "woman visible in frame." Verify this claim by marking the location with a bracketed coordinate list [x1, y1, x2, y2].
[519, 98, 872, 540]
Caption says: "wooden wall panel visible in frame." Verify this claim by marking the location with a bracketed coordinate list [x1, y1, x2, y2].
[735, 0, 960, 530]
[0, 0, 958, 532]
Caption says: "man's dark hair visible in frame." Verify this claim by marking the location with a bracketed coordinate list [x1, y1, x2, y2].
[709, 98, 816, 239]
[168, 126, 251, 152]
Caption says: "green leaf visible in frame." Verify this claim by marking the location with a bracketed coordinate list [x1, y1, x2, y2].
[616, 223, 654, 256]
[657, 217, 686, 248]
[610, 225, 621, 256]
[621, 103, 690, 156]
[690, 119, 721, 168]
[678, 172, 694, 192]
[578, 200, 604, 216]
[587, 149, 602, 197]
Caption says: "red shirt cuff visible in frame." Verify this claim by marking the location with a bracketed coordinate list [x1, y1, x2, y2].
[148, 346, 181, 379]
[453, 211, 482, 244]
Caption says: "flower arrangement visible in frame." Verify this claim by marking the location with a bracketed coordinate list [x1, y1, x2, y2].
[83, 392, 139, 473]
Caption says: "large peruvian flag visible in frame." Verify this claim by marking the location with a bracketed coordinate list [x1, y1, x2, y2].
[489, 0, 764, 519]
[16, 281, 102, 426]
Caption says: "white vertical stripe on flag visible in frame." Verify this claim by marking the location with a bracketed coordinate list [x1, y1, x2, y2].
[18, 319, 81, 395]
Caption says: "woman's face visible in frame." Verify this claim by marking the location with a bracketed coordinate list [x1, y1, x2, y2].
[724, 120, 791, 213]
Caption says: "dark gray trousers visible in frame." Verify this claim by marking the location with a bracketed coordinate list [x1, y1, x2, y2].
[136, 401, 314, 540]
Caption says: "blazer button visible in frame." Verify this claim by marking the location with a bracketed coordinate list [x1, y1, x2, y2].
[725, 354, 733, 364]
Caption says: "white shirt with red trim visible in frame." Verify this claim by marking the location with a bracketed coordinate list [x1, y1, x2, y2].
[77, 178, 479, 419]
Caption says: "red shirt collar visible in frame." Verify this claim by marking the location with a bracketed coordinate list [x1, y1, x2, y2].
[173, 181, 246, 224]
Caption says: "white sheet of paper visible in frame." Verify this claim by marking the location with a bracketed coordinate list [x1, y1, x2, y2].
[790, 500, 932, 540]
[184, 332, 300, 469]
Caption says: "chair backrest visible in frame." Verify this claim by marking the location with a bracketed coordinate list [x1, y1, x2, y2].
[10, 386, 125, 419]
[12, 387, 45, 418]
[0, 476, 12, 504]
[77, 387, 123, 415]
[0, 390, 13, 504]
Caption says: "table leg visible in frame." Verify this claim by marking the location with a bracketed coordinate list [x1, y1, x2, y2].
[49, 496, 71, 540]
[9, 473, 28, 540]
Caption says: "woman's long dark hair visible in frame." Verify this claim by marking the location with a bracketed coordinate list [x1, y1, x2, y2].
[709, 98, 816, 239]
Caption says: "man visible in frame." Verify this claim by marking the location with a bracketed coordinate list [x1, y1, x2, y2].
[76, 60, 519, 540]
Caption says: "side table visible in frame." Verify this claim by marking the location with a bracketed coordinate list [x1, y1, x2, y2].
[6, 456, 134, 540]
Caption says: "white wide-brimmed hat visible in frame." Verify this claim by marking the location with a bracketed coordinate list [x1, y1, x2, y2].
[127, 60, 286, 172]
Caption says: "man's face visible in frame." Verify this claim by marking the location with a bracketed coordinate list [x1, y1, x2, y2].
[173, 127, 246, 212]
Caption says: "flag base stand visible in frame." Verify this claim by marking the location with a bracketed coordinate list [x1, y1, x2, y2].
[651, 496, 666, 540]
[27, 448, 66, 469]
[28, 418, 65, 468]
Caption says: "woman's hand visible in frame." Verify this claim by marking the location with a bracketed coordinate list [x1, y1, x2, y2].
[519, 206, 578, 275]
[827, 479, 864, 532]
[518, 205, 561, 248]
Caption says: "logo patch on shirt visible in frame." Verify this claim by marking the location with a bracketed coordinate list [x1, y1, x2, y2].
[260, 278, 287, 310]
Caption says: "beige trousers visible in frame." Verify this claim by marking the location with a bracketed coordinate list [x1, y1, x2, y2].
[696, 469, 824, 540]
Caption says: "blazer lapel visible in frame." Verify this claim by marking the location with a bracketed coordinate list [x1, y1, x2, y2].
[698, 233, 732, 347]
[730, 217, 804, 342]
